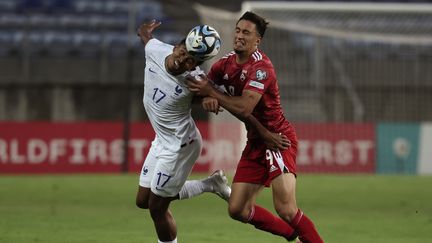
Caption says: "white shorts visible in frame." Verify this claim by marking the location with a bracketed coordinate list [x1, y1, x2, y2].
[139, 133, 202, 197]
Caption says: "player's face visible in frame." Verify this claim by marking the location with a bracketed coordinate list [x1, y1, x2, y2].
[166, 44, 197, 75]
[234, 20, 261, 54]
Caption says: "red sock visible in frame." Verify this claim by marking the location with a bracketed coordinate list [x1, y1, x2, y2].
[248, 205, 298, 241]
[290, 209, 323, 243]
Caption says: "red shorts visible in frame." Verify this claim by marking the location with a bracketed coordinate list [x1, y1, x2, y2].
[233, 137, 298, 187]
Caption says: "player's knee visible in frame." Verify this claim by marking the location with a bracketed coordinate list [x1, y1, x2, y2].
[148, 197, 171, 217]
[228, 204, 249, 223]
[135, 198, 149, 209]
[275, 205, 298, 222]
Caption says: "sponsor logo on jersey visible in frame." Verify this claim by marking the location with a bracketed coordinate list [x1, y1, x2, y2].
[175, 85, 183, 95]
[223, 74, 229, 80]
[149, 67, 157, 74]
[256, 69, 267, 81]
[269, 164, 278, 172]
[249, 80, 264, 90]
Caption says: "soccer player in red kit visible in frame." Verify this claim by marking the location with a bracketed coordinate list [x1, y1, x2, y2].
[187, 12, 324, 243]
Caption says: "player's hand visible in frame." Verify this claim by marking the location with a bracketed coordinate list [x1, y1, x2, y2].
[186, 74, 213, 96]
[202, 97, 223, 114]
[263, 132, 291, 151]
[137, 19, 161, 45]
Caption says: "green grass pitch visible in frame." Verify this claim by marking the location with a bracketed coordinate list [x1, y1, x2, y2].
[1, 174, 431, 243]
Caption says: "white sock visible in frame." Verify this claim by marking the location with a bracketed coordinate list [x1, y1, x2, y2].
[178, 179, 213, 200]
[158, 238, 177, 243]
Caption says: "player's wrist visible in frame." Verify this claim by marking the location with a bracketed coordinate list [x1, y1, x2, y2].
[208, 87, 218, 98]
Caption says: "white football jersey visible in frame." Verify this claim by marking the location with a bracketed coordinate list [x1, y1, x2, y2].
[143, 38, 199, 152]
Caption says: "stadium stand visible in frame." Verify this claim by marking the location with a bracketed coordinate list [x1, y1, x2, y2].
[0, 0, 431, 121]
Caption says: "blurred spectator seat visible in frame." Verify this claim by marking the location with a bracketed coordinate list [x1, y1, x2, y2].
[72, 31, 102, 57]
[0, 0, 17, 13]
[47, 0, 73, 13]
[28, 14, 57, 29]
[103, 32, 129, 57]
[43, 31, 74, 56]
[0, 14, 27, 29]
[58, 14, 88, 29]
[16, 0, 45, 13]
[106, 1, 130, 14]
[74, 0, 105, 14]
[0, 31, 16, 56]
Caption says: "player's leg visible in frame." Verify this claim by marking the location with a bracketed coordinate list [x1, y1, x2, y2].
[136, 144, 158, 209]
[229, 142, 299, 241]
[148, 192, 177, 242]
[175, 134, 231, 201]
[229, 182, 297, 241]
[228, 181, 263, 222]
[147, 135, 203, 242]
[136, 186, 151, 209]
[178, 169, 231, 201]
[271, 172, 323, 242]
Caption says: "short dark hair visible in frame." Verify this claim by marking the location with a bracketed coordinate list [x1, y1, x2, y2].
[237, 11, 269, 37]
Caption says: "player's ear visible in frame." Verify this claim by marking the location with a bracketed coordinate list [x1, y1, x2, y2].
[255, 36, 261, 47]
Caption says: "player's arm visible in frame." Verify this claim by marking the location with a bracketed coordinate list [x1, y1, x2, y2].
[137, 19, 161, 46]
[188, 77, 289, 150]
[228, 104, 290, 150]
[188, 75, 258, 118]
[192, 96, 223, 114]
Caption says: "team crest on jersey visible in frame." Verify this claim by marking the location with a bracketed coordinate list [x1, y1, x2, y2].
[240, 70, 247, 81]
[142, 166, 149, 175]
[256, 69, 267, 81]
[223, 74, 229, 80]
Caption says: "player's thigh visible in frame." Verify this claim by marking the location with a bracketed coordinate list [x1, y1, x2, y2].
[139, 145, 159, 188]
[271, 172, 298, 220]
[151, 141, 201, 197]
[229, 182, 263, 218]
[148, 190, 176, 215]
[136, 186, 151, 209]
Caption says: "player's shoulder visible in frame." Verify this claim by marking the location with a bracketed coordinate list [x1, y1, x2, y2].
[251, 49, 272, 65]
[221, 51, 236, 60]
[249, 50, 274, 71]
[248, 50, 276, 82]
[215, 51, 235, 64]
[211, 51, 235, 70]
[145, 38, 172, 54]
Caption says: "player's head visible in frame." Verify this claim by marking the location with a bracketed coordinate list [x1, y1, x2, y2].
[166, 39, 204, 75]
[234, 11, 269, 55]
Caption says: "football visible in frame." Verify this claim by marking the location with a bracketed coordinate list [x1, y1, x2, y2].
[186, 25, 221, 61]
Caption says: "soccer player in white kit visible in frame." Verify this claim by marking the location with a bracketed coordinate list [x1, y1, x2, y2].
[135, 20, 231, 243]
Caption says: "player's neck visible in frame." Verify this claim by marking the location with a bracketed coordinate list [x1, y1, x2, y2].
[235, 48, 257, 64]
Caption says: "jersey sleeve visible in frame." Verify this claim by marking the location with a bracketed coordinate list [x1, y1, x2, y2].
[243, 61, 276, 95]
[144, 38, 165, 61]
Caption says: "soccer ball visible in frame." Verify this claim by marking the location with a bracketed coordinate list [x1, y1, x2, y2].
[186, 25, 221, 61]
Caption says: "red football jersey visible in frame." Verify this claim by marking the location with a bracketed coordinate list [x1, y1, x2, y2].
[208, 50, 295, 141]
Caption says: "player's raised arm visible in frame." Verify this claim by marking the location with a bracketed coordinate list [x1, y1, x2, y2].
[137, 19, 161, 46]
